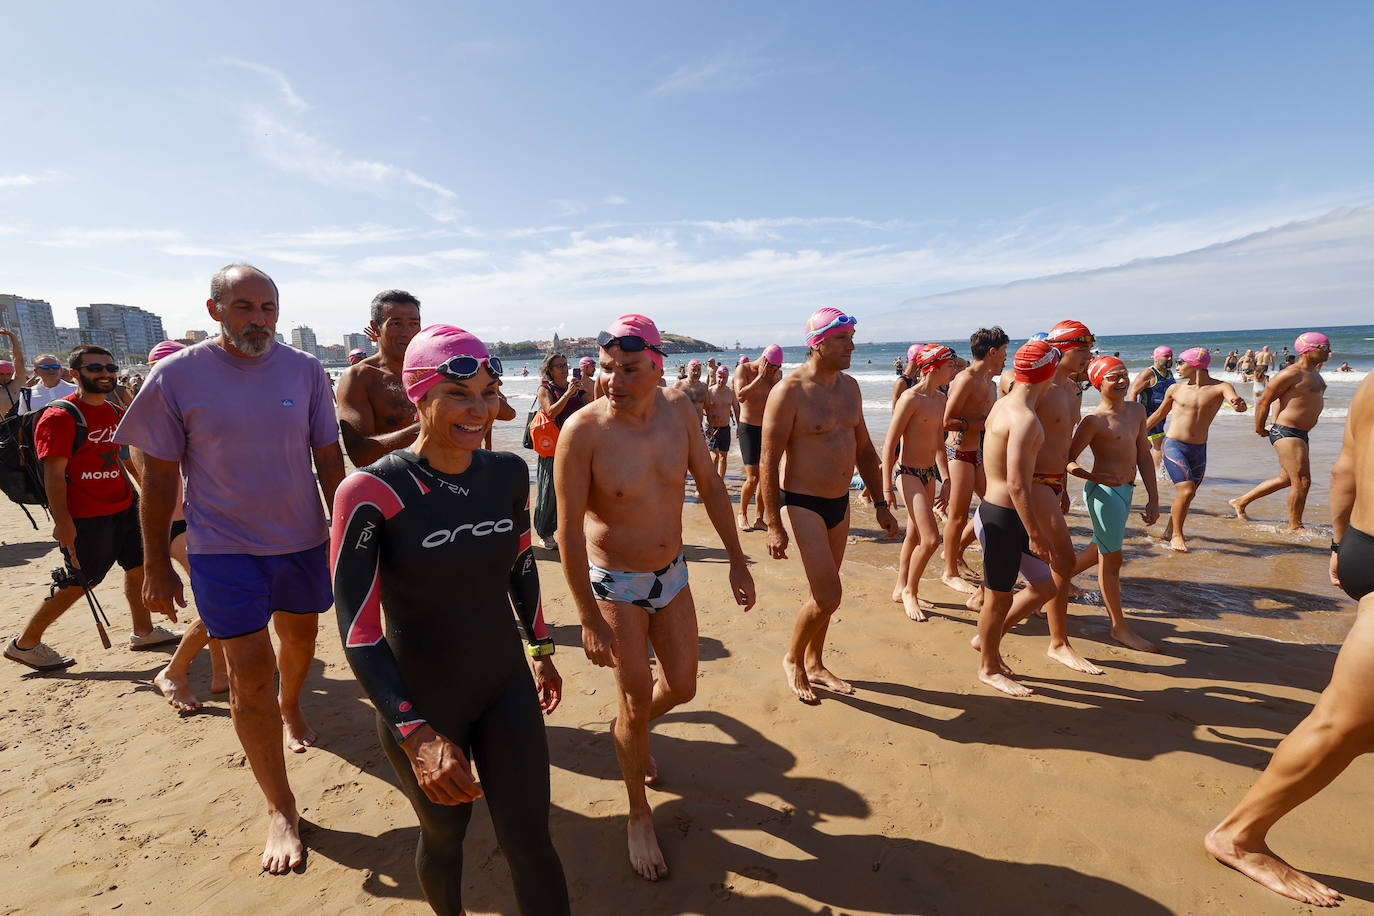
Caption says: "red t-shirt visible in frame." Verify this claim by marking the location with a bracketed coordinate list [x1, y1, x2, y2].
[33, 394, 133, 519]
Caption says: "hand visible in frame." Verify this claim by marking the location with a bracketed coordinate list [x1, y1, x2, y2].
[935, 480, 950, 513]
[0, 326, 13, 339]
[1330, 550, 1342, 589]
[1141, 500, 1160, 526]
[52, 517, 76, 552]
[363, 320, 380, 343]
[1027, 528, 1053, 562]
[1255, 426, 1269, 437]
[876, 505, 901, 539]
[531, 657, 562, 714]
[401, 725, 483, 805]
[581, 618, 620, 668]
[141, 558, 187, 622]
[1059, 490, 1071, 514]
[729, 560, 756, 611]
[766, 521, 789, 559]
[1231, 397, 1248, 413]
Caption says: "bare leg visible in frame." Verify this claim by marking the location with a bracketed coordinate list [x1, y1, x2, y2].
[1167, 480, 1197, 551]
[123, 567, 154, 637]
[221, 630, 302, 874]
[156, 619, 212, 712]
[1281, 438, 1312, 531]
[798, 508, 854, 694]
[941, 457, 978, 593]
[892, 478, 918, 604]
[738, 466, 762, 529]
[17, 586, 83, 648]
[273, 612, 318, 753]
[1035, 485, 1103, 675]
[1098, 550, 1156, 652]
[1231, 437, 1305, 521]
[976, 588, 1031, 696]
[783, 506, 850, 701]
[1204, 596, 1374, 906]
[899, 475, 940, 621]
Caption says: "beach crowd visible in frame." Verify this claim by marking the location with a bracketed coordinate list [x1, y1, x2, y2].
[2, 263, 1371, 912]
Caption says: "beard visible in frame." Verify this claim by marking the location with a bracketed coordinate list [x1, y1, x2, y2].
[78, 374, 114, 395]
[222, 322, 273, 357]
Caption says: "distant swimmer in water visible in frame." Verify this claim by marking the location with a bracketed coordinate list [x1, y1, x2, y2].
[1205, 367, 1374, 908]
[763, 308, 900, 703]
[1066, 356, 1161, 652]
[331, 326, 570, 914]
[1127, 345, 1175, 472]
[1337, 361, 1354, 372]
[1145, 347, 1246, 552]
[1230, 332, 1331, 531]
[881, 344, 957, 621]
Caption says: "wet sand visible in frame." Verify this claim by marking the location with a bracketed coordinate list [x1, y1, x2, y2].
[1, 455, 1369, 913]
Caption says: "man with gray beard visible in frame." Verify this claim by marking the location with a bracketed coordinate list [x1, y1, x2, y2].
[116, 264, 345, 874]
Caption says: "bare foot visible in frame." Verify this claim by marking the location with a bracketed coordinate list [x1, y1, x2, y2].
[1167, 534, 1189, 553]
[957, 558, 979, 581]
[753, 517, 767, 530]
[978, 670, 1033, 697]
[281, 703, 318, 753]
[891, 588, 903, 604]
[1288, 524, 1310, 535]
[783, 657, 816, 703]
[901, 591, 932, 622]
[261, 808, 304, 874]
[941, 573, 978, 595]
[1047, 643, 1105, 675]
[965, 589, 984, 613]
[628, 809, 668, 881]
[154, 666, 202, 713]
[970, 633, 981, 652]
[737, 518, 754, 532]
[1204, 827, 1342, 907]
[1111, 625, 1159, 653]
[211, 674, 230, 694]
[1228, 498, 1249, 520]
[806, 666, 855, 695]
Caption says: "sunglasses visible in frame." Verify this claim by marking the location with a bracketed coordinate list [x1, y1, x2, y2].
[807, 314, 857, 337]
[79, 363, 120, 373]
[36, 363, 62, 370]
[598, 331, 665, 357]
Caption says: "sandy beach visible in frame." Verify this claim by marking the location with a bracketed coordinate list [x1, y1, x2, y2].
[1, 455, 1369, 915]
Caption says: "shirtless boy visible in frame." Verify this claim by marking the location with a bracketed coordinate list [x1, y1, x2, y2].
[1230, 331, 1331, 531]
[941, 327, 1009, 593]
[882, 344, 956, 622]
[704, 366, 739, 479]
[762, 308, 900, 703]
[1146, 347, 1247, 551]
[1066, 356, 1160, 652]
[1204, 368, 1374, 907]
[673, 359, 709, 423]
[974, 340, 1061, 697]
[733, 344, 783, 529]
[557, 314, 755, 882]
[336, 290, 424, 467]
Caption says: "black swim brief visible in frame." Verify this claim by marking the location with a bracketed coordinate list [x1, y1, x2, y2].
[1268, 424, 1310, 445]
[738, 422, 762, 466]
[705, 424, 731, 453]
[781, 489, 849, 530]
[170, 519, 188, 543]
[1337, 526, 1374, 602]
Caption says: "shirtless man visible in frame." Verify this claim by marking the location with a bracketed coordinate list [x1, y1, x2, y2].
[1066, 356, 1160, 652]
[733, 344, 783, 530]
[336, 290, 423, 467]
[557, 314, 755, 882]
[882, 344, 956, 621]
[1128, 345, 1175, 471]
[1255, 345, 1274, 376]
[1230, 331, 1330, 531]
[673, 359, 709, 423]
[941, 327, 1009, 593]
[1204, 369, 1374, 907]
[974, 340, 1061, 697]
[762, 308, 900, 703]
[703, 366, 738, 479]
[1144, 347, 1246, 551]
[0, 326, 26, 412]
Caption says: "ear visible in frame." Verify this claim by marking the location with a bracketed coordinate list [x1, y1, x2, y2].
[205, 299, 221, 322]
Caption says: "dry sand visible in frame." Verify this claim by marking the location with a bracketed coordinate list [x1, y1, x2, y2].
[1, 483, 1370, 915]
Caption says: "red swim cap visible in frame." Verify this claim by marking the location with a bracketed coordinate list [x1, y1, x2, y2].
[1087, 355, 1126, 390]
[916, 343, 953, 373]
[1047, 320, 1095, 352]
[1013, 340, 1061, 384]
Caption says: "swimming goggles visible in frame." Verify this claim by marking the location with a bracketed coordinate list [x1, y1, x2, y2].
[415, 354, 503, 380]
[597, 331, 665, 358]
[1051, 333, 1096, 348]
[806, 314, 857, 337]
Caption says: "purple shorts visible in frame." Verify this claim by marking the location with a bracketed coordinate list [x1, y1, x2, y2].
[187, 541, 333, 640]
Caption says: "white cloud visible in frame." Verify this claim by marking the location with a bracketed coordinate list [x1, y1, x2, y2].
[34, 227, 183, 248]
[653, 44, 779, 94]
[220, 58, 309, 110]
[602, 195, 629, 206]
[552, 199, 588, 217]
[0, 170, 66, 190]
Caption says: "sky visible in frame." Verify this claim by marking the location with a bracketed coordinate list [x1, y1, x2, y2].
[2, 1, 1372, 349]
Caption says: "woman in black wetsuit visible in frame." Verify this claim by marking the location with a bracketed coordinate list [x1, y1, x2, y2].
[330, 325, 569, 916]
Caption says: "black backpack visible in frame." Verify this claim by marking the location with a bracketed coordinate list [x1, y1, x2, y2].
[0, 397, 119, 528]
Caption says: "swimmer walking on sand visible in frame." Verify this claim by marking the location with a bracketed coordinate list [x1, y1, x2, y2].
[733, 345, 784, 530]
[557, 314, 755, 882]
[762, 308, 900, 703]
[1205, 367, 1374, 907]
[1145, 347, 1246, 552]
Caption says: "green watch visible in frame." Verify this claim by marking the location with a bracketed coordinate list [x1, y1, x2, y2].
[528, 638, 556, 658]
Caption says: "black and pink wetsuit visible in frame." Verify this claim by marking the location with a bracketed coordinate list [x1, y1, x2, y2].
[330, 448, 568, 916]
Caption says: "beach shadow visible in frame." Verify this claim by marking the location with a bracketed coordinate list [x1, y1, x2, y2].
[1307, 871, 1374, 907]
[682, 544, 731, 564]
[300, 818, 422, 903]
[0, 538, 56, 564]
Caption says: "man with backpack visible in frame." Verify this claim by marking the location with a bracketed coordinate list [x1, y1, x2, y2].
[5, 345, 181, 671]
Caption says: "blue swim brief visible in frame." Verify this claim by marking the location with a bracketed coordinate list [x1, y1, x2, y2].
[187, 541, 334, 640]
[1084, 481, 1134, 554]
[589, 552, 689, 612]
[1162, 438, 1207, 486]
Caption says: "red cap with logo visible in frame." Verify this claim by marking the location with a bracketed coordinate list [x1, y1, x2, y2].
[1013, 340, 1061, 384]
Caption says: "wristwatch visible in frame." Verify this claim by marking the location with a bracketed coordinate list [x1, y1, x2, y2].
[873, 500, 890, 509]
[528, 638, 556, 658]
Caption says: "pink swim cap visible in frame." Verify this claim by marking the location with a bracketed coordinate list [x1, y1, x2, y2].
[0, 360, 13, 374]
[148, 340, 186, 365]
[716, 366, 728, 378]
[403, 324, 493, 403]
[1152, 345, 1173, 360]
[761, 344, 783, 366]
[688, 359, 701, 369]
[804, 308, 856, 348]
[1178, 347, 1211, 369]
[579, 356, 595, 369]
[601, 314, 664, 370]
[906, 343, 922, 363]
[348, 347, 367, 365]
[737, 354, 749, 365]
[1295, 331, 1330, 354]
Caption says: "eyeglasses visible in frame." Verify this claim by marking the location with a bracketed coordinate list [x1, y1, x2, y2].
[807, 314, 857, 338]
[598, 331, 665, 358]
[36, 363, 62, 370]
[416, 354, 502, 381]
[79, 363, 120, 373]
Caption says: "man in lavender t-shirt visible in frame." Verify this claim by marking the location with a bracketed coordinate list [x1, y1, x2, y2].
[116, 264, 345, 875]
